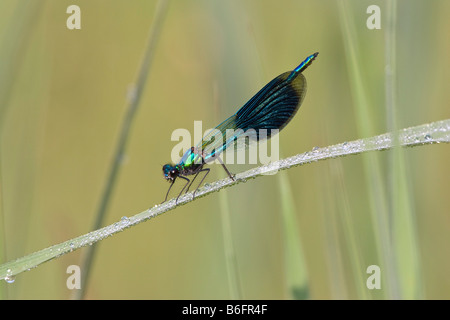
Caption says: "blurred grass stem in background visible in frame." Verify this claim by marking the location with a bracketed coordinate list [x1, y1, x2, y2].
[73, 0, 169, 299]
[339, 0, 396, 298]
[384, 0, 423, 299]
[278, 171, 309, 299]
[0, 1, 42, 299]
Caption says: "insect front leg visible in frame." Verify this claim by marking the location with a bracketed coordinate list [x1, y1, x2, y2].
[163, 178, 176, 203]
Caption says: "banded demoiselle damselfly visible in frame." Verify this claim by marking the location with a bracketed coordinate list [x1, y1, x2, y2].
[163, 52, 319, 203]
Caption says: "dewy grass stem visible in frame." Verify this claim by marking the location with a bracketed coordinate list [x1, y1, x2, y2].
[0, 119, 448, 283]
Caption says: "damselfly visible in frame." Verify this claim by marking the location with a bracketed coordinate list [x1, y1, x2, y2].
[163, 52, 318, 203]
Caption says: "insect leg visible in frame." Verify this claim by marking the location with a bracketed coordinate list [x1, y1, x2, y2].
[192, 168, 210, 199]
[176, 175, 191, 204]
[216, 156, 235, 181]
[163, 178, 176, 203]
[184, 165, 204, 194]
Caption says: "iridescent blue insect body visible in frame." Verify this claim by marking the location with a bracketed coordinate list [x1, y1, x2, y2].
[163, 52, 319, 203]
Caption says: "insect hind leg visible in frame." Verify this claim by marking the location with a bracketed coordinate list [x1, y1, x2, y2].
[216, 156, 235, 181]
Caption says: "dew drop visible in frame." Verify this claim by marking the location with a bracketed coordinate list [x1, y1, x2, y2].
[4, 269, 15, 284]
[424, 134, 432, 141]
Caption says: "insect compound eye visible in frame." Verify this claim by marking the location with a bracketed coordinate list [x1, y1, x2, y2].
[162, 164, 173, 176]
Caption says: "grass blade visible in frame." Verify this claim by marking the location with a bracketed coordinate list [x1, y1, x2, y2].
[219, 191, 243, 299]
[278, 171, 309, 299]
[0, 119, 448, 283]
[338, 0, 396, 298]
[385, 0, 423, 299]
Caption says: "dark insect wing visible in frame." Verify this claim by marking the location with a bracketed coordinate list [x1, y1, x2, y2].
[180, 52, 318, 165]
[232, 50, 319, 134]
[198, 70, 307, 160]
[233, 71, 306, 136]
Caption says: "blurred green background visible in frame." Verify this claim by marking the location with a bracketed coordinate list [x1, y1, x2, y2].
[0, 0, 449, 299]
